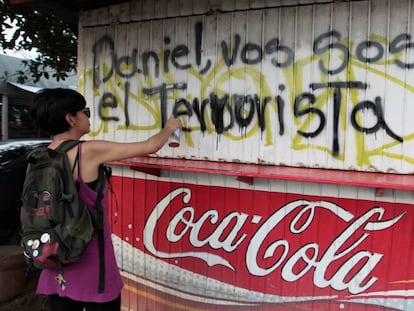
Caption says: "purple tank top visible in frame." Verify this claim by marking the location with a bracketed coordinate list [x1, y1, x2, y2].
[37, 143, 123, 302]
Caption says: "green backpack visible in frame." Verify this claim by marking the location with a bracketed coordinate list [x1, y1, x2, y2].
[20, 140, 107, 292]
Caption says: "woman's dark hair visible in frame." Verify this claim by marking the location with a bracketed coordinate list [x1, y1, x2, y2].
[30, 88, 86, 135]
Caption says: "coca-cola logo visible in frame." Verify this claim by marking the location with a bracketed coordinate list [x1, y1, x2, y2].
[144, 187, 405, 295]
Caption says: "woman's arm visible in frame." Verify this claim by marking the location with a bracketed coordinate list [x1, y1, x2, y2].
[83, 115, 181, 165]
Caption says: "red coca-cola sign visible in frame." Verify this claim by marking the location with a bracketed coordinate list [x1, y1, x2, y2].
[110, 177, 414, 310]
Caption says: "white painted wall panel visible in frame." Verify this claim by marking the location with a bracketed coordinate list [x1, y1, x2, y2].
[79, 0, 414, 173]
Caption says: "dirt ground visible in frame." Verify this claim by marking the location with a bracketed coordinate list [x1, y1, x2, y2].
[0, 273, 48, 311]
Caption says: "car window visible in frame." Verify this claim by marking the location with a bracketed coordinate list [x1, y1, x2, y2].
[0, 141, 50, 168]
[0, 149, 25, 166]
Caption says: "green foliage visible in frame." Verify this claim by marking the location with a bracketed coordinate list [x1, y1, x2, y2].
[0, 0, 77, 82]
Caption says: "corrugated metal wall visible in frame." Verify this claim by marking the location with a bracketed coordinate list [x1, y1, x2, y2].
[78, 0, 414, 173]
[79, 0, 336, 25]
[108, 166, 414, 310]
[76, 1, 414, 310]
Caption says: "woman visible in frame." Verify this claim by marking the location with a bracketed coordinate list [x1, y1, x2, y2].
[29, 88, 182, 311]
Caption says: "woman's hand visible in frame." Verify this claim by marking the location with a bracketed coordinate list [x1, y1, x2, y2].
[165, 115, 182, 133]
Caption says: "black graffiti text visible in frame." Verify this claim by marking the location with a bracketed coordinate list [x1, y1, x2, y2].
[97, 81, 403, 156]
[92, 20, 414, 88]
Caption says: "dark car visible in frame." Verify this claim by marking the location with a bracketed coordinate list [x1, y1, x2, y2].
[0, 139, 50, 245]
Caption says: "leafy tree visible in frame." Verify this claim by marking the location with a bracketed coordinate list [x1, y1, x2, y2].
[0, 0, 77, 82]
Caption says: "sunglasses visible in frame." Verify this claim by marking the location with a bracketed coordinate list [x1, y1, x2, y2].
[81, 107, 91, 118]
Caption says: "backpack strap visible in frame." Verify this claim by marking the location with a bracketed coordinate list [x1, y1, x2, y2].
[56, 139, 81, 153]
[72, 147, 80, 174]
[94, 165, 106, 293]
